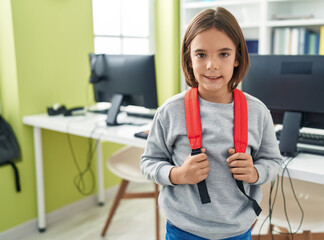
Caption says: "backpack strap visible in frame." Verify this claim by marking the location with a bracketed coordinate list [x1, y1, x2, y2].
[184, 88, 261, 215]
[233, 89, 248, 153]
[9, 161, 21, 192]
[184, 87, 211, 204]
[233, 89, 261, 216]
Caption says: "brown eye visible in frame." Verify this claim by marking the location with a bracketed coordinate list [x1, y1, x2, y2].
[197, 53, 206, 59]
[220, 52, 229, 58]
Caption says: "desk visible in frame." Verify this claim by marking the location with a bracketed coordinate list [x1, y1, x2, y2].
[274, 125, 324, 185]
[23, 113, 324, 231]
[23, 113, 152, 232]
[281, 153, 324, 185]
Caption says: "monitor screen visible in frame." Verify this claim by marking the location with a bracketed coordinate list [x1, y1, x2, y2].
[242, 55, 324, 156]
[89, 54, 158, 126]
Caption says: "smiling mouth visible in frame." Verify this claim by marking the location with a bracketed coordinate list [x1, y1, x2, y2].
[204, 75, 222, 80]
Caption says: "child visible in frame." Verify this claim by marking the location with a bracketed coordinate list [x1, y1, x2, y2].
[141, 7, 282, 240]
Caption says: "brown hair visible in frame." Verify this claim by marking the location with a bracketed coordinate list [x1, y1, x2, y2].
[181, 7, 249, 91]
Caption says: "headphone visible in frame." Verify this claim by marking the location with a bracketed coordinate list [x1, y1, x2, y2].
[47, 103, 66, 116]
[89, 54, 107, 84]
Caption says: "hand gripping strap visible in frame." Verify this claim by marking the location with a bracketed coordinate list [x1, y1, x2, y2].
[233, 89, 262, 216]
[185, 88, 211, 204]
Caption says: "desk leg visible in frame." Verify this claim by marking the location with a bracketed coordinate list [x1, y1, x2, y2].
[96, 140, 105, 205]
[33, 127, 46, 232]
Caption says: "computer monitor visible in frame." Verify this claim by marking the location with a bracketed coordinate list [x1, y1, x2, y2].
[89, 54, 158, 125]
[242, 55, 324, 156]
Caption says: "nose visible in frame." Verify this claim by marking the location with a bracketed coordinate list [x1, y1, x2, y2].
[207, 58, 218, 70]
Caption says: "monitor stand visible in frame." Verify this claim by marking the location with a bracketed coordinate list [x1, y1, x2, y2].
[106, 94, 124, 126]
[279, 111, 302, 157]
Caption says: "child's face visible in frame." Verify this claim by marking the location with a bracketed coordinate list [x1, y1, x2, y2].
[190, 28, 239, 102]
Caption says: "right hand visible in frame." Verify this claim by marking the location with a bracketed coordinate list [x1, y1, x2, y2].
[170, 148, 209, 185]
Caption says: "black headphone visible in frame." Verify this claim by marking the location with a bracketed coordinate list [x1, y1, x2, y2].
[89, 54, 107, 84]
[47, 104, 66, 116]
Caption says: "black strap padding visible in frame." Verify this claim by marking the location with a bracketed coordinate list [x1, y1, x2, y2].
[191, 148, 211, 204]
[235, 179, 261, 216]
[9, 162, 21, 192]
[197, 180, 211, 204]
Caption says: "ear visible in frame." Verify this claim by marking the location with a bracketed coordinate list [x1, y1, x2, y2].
[234, 59, 239, 67]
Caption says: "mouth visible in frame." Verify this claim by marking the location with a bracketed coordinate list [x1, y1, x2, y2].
[204, 75, 222, 80]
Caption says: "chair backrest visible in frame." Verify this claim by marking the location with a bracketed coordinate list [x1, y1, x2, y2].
[107, 146, 149, 183]
[260, 176, 324, 231]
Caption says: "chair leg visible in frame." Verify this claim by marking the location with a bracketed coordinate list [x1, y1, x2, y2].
[154, 183, 160, 240]
[276, 226, 292, 240]
[101, 179, 129, 237]
[266, 224, 274, 236]
[303, 231, 312, 240]
[251, 220, 256, 231]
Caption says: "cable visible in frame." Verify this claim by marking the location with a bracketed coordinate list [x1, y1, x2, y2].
[66, 130, 94, 195]
[278, 156, 304, 236]
[280, 157, 294, 239]
[66, 118, 106, 195]
[286, 166, 304, 233]
[257, 154, 304, 239]
[257, 175, 279, 240]
[269, 175, 280, 240]
[74, 132, 96, 195]
[266, 155, 304, 238]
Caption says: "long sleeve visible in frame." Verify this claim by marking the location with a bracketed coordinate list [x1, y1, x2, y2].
[252, 108, 282, 185]
[140, 110, 176, 186]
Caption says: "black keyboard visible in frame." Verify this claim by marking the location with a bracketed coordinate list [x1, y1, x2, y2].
[126, 111, 155, 119]
[276, 130, 324, 147]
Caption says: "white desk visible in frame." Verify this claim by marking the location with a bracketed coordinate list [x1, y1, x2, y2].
[274, 125, 324, 185]
[23, 112, 152, 232]
[281, 153, 324, 185]
[23, 113, 324, 231]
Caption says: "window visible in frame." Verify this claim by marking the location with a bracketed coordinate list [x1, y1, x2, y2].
[92, 0, 155, 55]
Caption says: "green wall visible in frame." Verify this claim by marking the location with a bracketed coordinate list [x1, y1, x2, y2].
[0, 0, 180, 233]
[0, 0, 24, 231]
[155, 0, 181, 104]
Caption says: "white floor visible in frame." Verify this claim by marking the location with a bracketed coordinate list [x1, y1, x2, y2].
[17, 182, 323, 240]
[23, 182, 166, 240]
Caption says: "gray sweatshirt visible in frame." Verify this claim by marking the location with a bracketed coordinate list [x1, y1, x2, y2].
[141, 91, 282, 239]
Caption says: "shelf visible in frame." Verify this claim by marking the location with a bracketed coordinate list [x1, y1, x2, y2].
[268, 0, 323, 2]
[268, 18, 324, 27]
[267, 0, 303, 2]
[184, 0, 259, 9]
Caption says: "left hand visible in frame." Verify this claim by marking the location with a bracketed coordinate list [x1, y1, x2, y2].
[227, 148, 259, 183]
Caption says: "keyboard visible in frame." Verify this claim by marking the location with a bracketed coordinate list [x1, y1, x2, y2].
[134, 130, 149, 139]
[126, 111, 155, 119]
[276, 130, 324, 147]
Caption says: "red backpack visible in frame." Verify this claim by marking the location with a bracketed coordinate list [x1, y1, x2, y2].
[184, 87, 261, 216]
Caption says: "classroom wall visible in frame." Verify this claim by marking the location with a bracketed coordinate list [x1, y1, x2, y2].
[155, 0, 181, 104]
[0, 0, 26, 231]
[0, 0, 180, 233]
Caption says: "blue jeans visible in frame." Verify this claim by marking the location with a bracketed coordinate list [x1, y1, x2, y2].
[165, 221, 252, 240]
